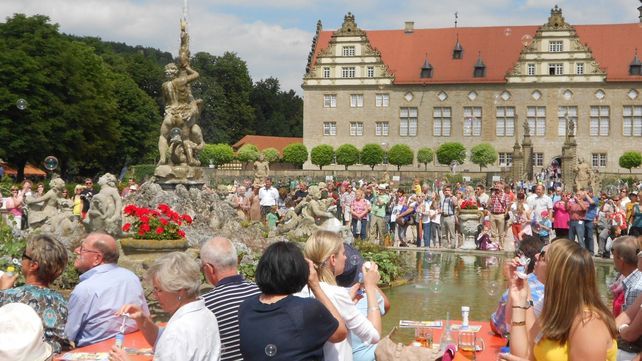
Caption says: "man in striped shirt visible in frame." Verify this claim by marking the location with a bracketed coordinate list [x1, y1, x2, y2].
[201, 237, 260, 361]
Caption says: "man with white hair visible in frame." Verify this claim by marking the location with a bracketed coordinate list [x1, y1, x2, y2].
[201, 237, 260, 361]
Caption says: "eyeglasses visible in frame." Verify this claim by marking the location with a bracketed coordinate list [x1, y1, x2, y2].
[22, 252, 33, 261]
[79, 246, 101, 255]
[536, 247, 546, 262]
[85, 182, 92, 185]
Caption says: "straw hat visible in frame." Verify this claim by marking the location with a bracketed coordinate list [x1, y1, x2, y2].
[0, 303, 52, 361]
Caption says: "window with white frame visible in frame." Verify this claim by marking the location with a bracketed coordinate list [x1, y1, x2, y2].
[341, 67, 356, 78]
[623, 106, 642, 136]
[350, 122, 364, 136]
[549, 40, 563, 52]
[548, 63, 563, 75]
[527, 63, 536, 76]
[527, 106, 546, 136]
[463, 107, 482, 136]
[496, 107, 515, 136]
[375, 122, 389, 136]
[558, 106, 577, 136]
[592, 153, 607, 167]
[590, 106, 610, 136]
[499, 153, 513, 166]
[323, 122, 336, 136]
[433, 107, 452, 136]
[323, 94, 336, 108]
[350, 94, 364, 108]
[533, 153, 544, 167]
[400, 107, 418, 137]
[342, 46, 355, 56]
[367, 66, 375, 78]
[576, 63, 584, 75]
[323, 67, 330, 78]
[375, 94, 389, 107]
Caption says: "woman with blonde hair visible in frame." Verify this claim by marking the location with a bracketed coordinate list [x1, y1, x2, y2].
[297, 230, 382, 361]
[500, 238, 617, 361]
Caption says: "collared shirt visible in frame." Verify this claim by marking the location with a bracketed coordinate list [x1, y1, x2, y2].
[477, 193, 490, 208]
[584, 196, 600, 221]
[65, 264, 149, 347]
[440, 196, 456, 216]
[567, 199, 588, 221]
[489, 192, 509, 214]
[155, 299, 221, 361]
[623, 269, 642, 311]
[527, 194, 553, 220]
[258, 186, 279, 206]
[203, 276, 260, 361]
[371, 193, 390, 218]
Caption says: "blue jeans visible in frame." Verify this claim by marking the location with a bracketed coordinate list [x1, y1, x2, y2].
[568, 220, 585, 247]
[422, 222, 431, 247]
[583, 220, 595, 254]
[352, 218, 367, 240]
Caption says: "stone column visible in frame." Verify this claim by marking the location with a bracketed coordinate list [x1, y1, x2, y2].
[561, 134, 577, 192]
[511, 141, 524, 183]
[521, 137, 533, 181]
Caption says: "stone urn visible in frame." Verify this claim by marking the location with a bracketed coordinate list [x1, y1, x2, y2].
[458, 209, 481, 250]
[119, 238, 188, 255]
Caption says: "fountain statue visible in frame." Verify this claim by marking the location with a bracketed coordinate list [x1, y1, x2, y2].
[154, 17, 205, 186]
[84, 173, 122, 236]
[573, 158, 595, 191]
[253, 154, 270, 185]
[25, 177, 68, 228]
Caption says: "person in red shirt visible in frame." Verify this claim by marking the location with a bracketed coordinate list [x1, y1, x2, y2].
[566, 190, 588, 246]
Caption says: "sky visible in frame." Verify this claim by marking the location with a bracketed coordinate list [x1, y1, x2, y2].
[1, 0, 639, 93]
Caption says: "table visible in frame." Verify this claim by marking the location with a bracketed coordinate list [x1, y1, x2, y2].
[54, 331, 153, 361]
[433, 321, 506, 361]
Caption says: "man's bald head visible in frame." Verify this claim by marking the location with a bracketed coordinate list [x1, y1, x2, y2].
[87, 232, 119, 264]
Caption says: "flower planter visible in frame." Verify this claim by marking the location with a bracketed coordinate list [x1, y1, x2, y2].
[458, 209, 481, 250]
[120, 238, 188, 254]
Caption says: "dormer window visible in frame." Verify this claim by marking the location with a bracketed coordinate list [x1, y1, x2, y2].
[473, 55, 486, 78]
[630, 49, 642, 76]
[453, 40, 463, 59]
[342, 46, 355, 56]
[420, 56, 433, 78]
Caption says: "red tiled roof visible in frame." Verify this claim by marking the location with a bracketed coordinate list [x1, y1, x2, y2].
[232, 135, 303, 155]
[311, 23, 642, 84]
[1, 162, 47, 177]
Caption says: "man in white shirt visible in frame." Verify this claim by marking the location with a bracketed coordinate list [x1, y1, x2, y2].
[526, 184, 553, 221]
[258, 177, 279, 219]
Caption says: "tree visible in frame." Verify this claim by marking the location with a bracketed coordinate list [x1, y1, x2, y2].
[199, 143, 234, 168]
[417, 147, 434, 170]
[470, 143, 498, 171]
[388, 144, 414, 171]
[619, 151, 642, 173]
[336, 144, 360, 170]
[250, 77, 303, 137]
[282, 143, 308, 168]
[237, 144, 260, 163]
[436, 142, 466, 165]
[310, 144, 334, 170]
[360, 144, 384, 170]
[262, 148, 280, 163]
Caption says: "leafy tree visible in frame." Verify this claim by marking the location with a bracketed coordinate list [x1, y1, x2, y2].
[619, 151, 642, 173]
[236, 144, 260, 164]
[282, 143, 308, 168]
[417, 147, 434, 170]
[310, 144, 334, 170]
[250, 77, 303, 137]
[388, 144, 414, 171]
[199, 143, 234, 168]
[262, 148, 280, 163]
[470, 143, 498, 171]
[360, 144, 384, 170]
[336, 144, 360, 170]
[436, 142, 466, 165]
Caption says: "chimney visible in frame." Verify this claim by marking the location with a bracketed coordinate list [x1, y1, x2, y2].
[404, 21, 414, 33]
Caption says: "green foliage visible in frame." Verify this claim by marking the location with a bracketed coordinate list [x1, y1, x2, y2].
[130, 164, 156, 182]
[200, 144, 234, 167]
[237, 144, 260, 163]
[470, 143, 498, 171]
[388, 144, 414, 171]
[417, 147, 434, 170]
[310, 144, 334, 170]
[250, 77, 303, 137]
[0, 223, 25, 285]
[360, 144, 385, 170]
[336, 144, 360, 170]
[353, 241, 403, 286]
[445, 174, 464, 184]
[436, 142, 466, 165]
[619, 151, 642, 173]
[282, 143, 308, 167]
[262, 148, 280, 163]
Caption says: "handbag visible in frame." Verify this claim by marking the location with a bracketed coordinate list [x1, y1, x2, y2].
[375, 327, 438, 361]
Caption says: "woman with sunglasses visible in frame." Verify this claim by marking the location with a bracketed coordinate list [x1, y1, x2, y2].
[0, 234, 71, 353]
[3, 186, 23, 230]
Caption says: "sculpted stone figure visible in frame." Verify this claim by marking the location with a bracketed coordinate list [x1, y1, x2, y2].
[566, 115, 575, 137]
[253, 154, 270, 185]
[574, 158, 594, 191]
[301, 186, 335, 224]
[84, 173, 122, 235]
[523, 120, 531, 137]
[25, 177, 66, 228]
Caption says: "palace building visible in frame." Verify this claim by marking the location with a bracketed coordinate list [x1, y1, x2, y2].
[301, 6, 642, 173]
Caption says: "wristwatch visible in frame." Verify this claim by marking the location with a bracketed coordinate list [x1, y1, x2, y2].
[512, 299, 534, 309]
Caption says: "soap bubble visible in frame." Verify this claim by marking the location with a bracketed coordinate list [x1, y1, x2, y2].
[16, 98, 27, 110]
[504, 27, 512, 36]
[430, 280, 442, 294]
[11, 258, 21, 267]
[521, 34, 533, 47]
[265, 344, 277, 357]
[350, 255, 360, 266]
[486, 281, 501, 297]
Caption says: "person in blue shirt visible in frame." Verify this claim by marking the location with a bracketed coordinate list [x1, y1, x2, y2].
[582, 188, 600, 255]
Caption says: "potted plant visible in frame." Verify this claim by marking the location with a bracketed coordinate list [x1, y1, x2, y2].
[120, 203, 192, 253]
[458, 200, 481, 250]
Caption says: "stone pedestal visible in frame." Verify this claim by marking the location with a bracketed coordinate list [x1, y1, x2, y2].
[521, 137, 533, 181]
[561, 136, 577, 191]
[458, 209, 481, 250]
[511, 141, 524, 183]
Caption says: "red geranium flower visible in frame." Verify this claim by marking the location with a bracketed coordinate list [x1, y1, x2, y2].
[182, 214, 193, 224]
[140, 223, 151, 232]
[159, 218, 169, 226]
[177, 230, 186, 238]
[121, 203, 191, 240]
[122, 223, 132, 232]
[155, 227, 164, 234]
[140, 215, 150, 224]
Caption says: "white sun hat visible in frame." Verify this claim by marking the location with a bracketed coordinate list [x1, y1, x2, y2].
[0, 303, 52, 361]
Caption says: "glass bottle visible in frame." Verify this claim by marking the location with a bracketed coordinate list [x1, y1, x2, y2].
[439, 312, 454, 352]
